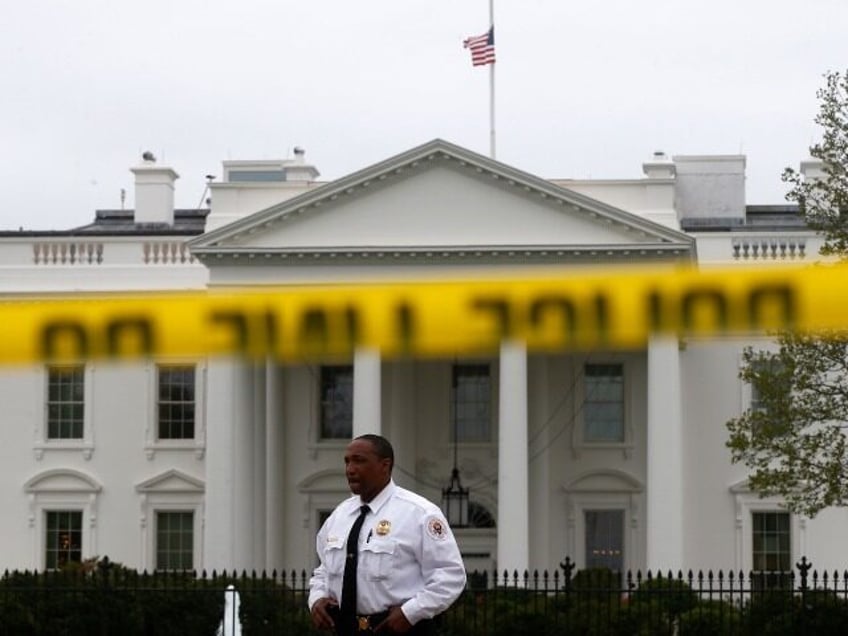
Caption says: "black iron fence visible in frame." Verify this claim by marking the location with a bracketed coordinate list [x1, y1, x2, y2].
[2, 556, 848, 635]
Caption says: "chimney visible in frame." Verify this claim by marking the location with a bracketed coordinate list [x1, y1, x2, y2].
[643, 151, 676, 179]
[130, 151, 179, 225]
[673, 155, 746, 221]
[800, 157, 825, 182]
[283, 146, 320, 182]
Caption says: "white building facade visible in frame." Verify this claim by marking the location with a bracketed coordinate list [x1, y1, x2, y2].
[1, 140, 840, 578]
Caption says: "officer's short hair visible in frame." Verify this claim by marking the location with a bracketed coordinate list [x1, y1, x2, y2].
[356, 434, 394, 470]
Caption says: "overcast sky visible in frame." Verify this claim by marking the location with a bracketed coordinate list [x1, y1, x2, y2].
[1, 0, 845, 230]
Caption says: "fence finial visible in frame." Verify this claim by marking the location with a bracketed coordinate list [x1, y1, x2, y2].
[559, 556, 575, 591]
[797, 555, 812, 591]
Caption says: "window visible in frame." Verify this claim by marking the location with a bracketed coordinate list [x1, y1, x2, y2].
[320, 365, 353, 439]
[585, 509, 624, 573]
[45, 511, 82, 569]
[318, 510, 333, 528]
[156, 511, 194, 571]
[136, 470, 204, 571]
[27, 470, 100, 569]
[452, 364, 491, 443]
[467, 501, 496, 528]
[227, 170, 284, 182]
[749, 365, 768, 414]
[752, 511, 791, 588]
[158, 365, 196, 439]
[750, 358, 786, 414]
[47, 365, 85, 439]
[730, 480, 802, 579]
[583, 364, 624, 442]
[746, 356, 791, 438]
[566, 474, 641, 574]
[314, 510, 334, 566]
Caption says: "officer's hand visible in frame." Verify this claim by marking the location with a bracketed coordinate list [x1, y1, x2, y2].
[375, 606, 412, 633]
[310, 597, 338, 631]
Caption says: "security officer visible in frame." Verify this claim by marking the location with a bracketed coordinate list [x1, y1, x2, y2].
[308, 434, 466, 635]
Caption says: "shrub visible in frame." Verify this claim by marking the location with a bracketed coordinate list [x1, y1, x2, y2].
[0, 561, 309, 636]
[801, 589, 848, 633]
[567, 568, 621, 603]
[744, 588, 848, 636]
[563, 598, 637, 636]
[743, 588, 796, 635]
[678, 600, 741, 635]
[631, 575, 698, 617]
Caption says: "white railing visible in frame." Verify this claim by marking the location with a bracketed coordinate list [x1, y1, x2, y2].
[731, 238, 807, 261]
[142, 241, 196, 264]
[33, 242, 104, 265]
[26, 240, 197, 266]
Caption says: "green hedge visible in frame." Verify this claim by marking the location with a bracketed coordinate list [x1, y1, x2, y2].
[0, 559, 314, 636]
[5, 562, 848, 635]
[441, 568, 848, 636]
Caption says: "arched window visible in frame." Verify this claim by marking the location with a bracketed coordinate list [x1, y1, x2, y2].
[467, 501, 495, 528]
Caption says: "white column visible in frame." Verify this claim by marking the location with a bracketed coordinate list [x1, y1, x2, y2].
[387, 360, 415, 490]
[204, 357, 237, 572]
[353, 347, 381, 437]
[232, 361, 257, 570]
[252, 362, 267, 569]
[646, 336, 684, 572]
[204, 357, 257, 572]
[527, 356, 550, 568]
[265, 359, 285, 570]
[497, 341, 529, 576]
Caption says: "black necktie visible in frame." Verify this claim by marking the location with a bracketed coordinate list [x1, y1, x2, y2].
[341, 504, 370, 625]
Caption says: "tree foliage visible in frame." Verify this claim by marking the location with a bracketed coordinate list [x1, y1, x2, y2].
[726, 331, 848, 517]
[782, 70, 848, 255]
[727, 69, 848, 517]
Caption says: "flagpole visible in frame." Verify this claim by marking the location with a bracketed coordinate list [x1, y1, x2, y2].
[489, 0, 496, 159]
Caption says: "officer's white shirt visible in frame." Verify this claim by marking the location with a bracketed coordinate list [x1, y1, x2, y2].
[308, 480, 467, 625]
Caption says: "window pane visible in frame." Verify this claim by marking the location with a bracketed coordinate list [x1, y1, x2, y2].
[752, 511, 791, 588]
[158, 365, 196, 440]
[585, 509, 624, 573]
[320, 366, 353, 439]
[453, 364, 491, 443]
[156, 511, 194, 571]
[584, 364, 624, 442]
[46, 365, 85, 440]
[750, 357, 789, 419]
[45, 510, 82, 569]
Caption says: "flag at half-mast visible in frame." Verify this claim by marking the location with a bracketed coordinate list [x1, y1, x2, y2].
[463, 26, 495, 66]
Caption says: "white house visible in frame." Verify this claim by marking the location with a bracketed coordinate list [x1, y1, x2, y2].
[0, 139, 839, 580]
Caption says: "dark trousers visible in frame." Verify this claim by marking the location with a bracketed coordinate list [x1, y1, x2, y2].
[407, 619, 436, 636]
[332, 611, 436, 635]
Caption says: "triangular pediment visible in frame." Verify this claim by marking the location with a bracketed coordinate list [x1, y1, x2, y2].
[728, 478, 752, 494]
[135, 469, 205, 494]
[190, 140, 694, 264]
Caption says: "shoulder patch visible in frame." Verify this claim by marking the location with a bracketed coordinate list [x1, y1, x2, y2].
[426, 515, 449, 541]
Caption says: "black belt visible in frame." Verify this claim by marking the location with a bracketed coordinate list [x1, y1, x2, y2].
[333, 609, 435, 635]
[354, 611, 389, 632]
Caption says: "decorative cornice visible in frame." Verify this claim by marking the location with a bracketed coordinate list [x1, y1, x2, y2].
[24, 468, 103, 493]
[194, 243, 692, 266]
[562, 468, 644, 493]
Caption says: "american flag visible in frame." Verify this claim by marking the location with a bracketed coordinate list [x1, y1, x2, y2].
[463, 26, 495, 67]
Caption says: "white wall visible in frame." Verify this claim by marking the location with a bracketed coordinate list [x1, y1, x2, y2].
[2, 145, 843, 577]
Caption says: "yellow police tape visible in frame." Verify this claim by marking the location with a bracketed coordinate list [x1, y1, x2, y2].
[2, 263, 846, 364]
